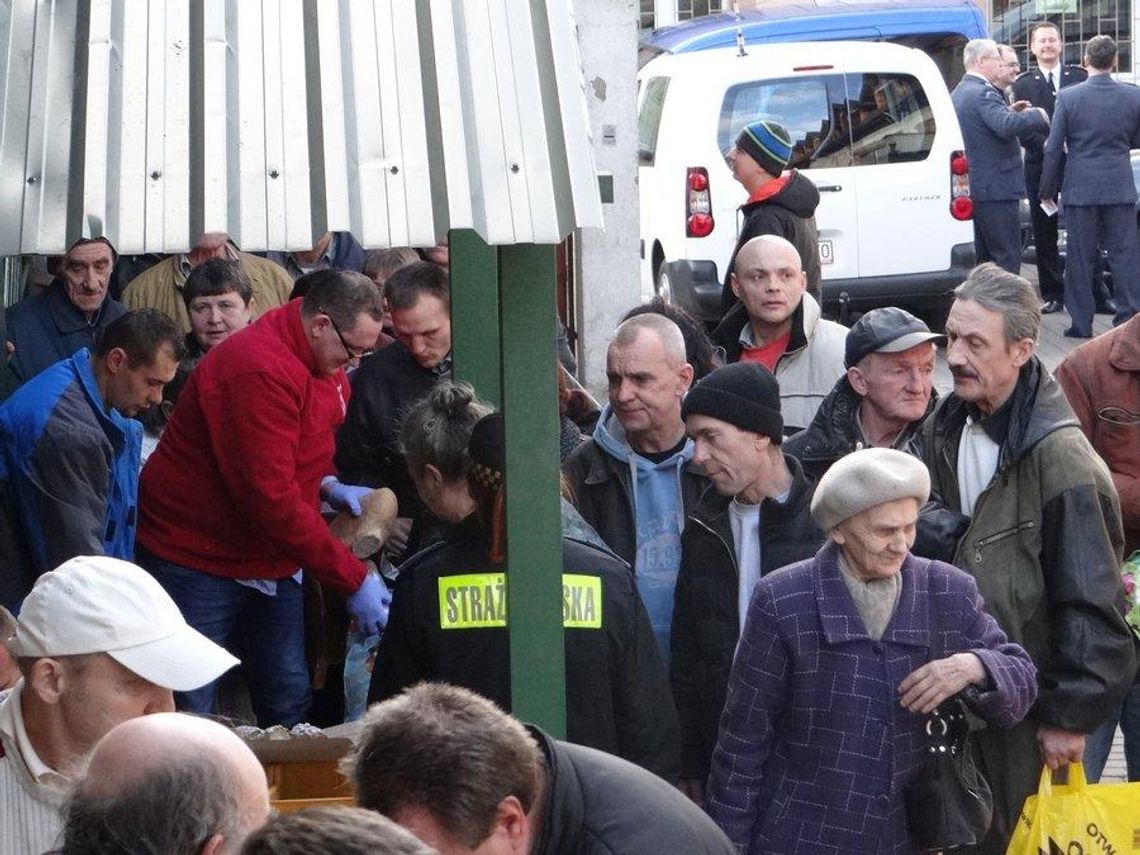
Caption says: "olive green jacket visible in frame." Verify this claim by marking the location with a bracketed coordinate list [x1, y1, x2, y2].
[922, 359, 1135, 734]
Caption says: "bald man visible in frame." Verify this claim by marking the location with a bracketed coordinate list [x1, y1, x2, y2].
[562, 314, 708, 661]
[60, 713, 270, 855]
[710, 235, 847, 433]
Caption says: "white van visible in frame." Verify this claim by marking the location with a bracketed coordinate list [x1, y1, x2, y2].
[638, 41, 975, 323]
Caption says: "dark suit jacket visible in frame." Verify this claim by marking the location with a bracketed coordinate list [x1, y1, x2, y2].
[951, 73, 1048, 201]
[1011, 64, 1088, 163]
[1040, 74, 1140, 205]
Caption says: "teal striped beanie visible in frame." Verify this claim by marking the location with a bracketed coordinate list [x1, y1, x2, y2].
[735, 120, 793, 177]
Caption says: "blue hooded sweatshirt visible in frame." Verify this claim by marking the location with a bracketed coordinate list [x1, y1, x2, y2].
[592, 404, 694, 663]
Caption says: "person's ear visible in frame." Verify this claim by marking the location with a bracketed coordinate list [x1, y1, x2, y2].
[197, 833, 226, 855]
[422, 464, 444, 496]
[847, 365, 869, 397]
[104, 347, 128, 375]
[678, 362, 694, 394]
[1009, 337, 1035, 369]
[25, 658, 66, 705]
[494, 795, 531, 851]
[730, 272, 743, 300]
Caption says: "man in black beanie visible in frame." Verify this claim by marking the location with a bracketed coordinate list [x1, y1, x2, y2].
[670, 362, 824, 803]
[721, 118, 822, 313]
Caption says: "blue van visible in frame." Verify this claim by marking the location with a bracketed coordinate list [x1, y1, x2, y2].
[639, 0, 988, 88]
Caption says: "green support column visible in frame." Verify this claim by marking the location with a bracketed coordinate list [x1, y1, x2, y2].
[499, 242, 566, 736]
[450, 229, 502, 406]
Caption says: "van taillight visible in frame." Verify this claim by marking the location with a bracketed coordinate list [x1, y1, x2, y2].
[687, 167, 713, 237]
[949, 150, 972, 220]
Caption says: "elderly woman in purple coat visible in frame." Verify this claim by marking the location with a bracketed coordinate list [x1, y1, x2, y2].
[705, 448, 1037, 854]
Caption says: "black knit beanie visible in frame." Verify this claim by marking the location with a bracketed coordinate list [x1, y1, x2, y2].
[681, 362, 783, 441]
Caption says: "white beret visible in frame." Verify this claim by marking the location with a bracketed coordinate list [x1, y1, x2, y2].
[810, 447, 931, 532]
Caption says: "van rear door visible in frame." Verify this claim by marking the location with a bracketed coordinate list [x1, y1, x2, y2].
[717, 69, 861, 281]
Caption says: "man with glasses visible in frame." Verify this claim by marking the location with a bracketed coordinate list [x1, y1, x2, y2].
[136, 270, 390, 727]
[952, 38, 1050, 275]
[336, 261, 455, 558]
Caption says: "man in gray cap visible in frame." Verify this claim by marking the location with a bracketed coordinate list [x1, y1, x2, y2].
[671, 362, 825, 802]
[785, 307, 943, 482]
[0, 555, 238, 854]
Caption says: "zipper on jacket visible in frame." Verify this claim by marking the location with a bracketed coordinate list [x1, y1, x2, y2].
[689, 515, 739, 579]
[972, 520, 1035, 564]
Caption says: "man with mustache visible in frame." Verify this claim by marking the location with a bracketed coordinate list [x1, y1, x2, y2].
[918, 262, 1136, 854]
[785, 307, 943, 482]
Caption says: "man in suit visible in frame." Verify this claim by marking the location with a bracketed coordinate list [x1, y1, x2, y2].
[952, 39, 1050, 274]
[1012, 22, 1088, 314]
[1041, 35, 1140, 337]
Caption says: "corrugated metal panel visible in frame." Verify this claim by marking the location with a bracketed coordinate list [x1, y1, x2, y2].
[0, 0, 603, 255]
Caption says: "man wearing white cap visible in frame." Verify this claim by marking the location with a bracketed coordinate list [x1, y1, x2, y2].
[0, 555, 238, 854]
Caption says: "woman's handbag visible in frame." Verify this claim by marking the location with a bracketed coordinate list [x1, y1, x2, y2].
[905, 696, 994, 852]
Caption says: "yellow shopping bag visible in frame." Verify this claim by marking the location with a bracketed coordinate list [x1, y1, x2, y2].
[1007, 763, 1140, 854]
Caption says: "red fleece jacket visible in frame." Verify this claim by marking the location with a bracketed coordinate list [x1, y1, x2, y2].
[138, 300, 366, 593]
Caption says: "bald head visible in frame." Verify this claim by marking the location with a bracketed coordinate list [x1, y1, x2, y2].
[63, 713, 269, 855]
[736, 234, 802, 272]
[731, 235, 808, 339]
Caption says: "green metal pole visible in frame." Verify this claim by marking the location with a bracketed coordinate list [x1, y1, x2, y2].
[449, 229, 502, 406]
[499, 243, 566, 736]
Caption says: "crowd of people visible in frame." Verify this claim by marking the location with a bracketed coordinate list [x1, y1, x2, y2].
[0, 29, 1138, 855]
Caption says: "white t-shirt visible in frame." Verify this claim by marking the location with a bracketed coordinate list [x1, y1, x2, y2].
[957, 416, 1000, 516]
[729, 499, 763, 634]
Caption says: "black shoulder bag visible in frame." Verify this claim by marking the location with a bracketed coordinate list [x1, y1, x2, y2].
[904, 696, 994, 852]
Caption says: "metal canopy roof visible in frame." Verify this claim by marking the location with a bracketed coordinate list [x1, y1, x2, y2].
[0, 0, 603, 255]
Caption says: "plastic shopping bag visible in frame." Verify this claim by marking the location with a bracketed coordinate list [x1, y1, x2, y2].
[1006, 763, 1140, 855]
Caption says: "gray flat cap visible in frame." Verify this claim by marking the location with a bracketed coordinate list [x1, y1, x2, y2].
[810, 448, 931, 532]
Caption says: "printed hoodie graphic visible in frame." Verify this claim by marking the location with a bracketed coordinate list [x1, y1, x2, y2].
[593, 404, 694, 662]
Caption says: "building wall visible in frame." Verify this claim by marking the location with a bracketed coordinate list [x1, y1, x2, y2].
[575, 0, 643, 396]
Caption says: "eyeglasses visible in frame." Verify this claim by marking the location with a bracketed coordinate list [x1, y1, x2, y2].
[319, 307, 372, 360]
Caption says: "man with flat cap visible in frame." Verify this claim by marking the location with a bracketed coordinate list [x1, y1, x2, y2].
[721, 118, 822, 313]
[0, 555, 238, 854]
[785, 307, 942, 482]
[671, 362, 825, 803]
[706, 448, 1038, 853]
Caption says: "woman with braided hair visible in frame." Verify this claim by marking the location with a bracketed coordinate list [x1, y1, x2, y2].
[368, 380, 681, 781]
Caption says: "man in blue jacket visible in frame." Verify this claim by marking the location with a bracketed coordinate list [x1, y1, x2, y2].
[4, 237, 127, 393]
[0, 309, 183, 610]
[1041, 35, 1140, 337]
[952, 38, 1049, 275]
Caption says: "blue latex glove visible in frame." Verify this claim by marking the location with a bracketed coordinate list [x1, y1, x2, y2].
[346, 571, 392, 636]
[323, 478, 372, 517]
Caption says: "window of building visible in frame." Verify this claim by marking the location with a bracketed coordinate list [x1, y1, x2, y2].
[639, 0, 725, 30]
[992, 0, 1131, 73]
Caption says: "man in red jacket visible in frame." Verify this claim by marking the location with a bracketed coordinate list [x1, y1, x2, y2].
[136, 270, 389, 726]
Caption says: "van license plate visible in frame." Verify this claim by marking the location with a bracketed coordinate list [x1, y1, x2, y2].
[819, 239, 834, 265]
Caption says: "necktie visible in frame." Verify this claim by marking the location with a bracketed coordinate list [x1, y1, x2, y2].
[1048, 71, 1056, 94]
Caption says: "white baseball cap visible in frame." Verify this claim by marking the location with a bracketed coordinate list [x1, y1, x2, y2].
[9, 555, 239, 692]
